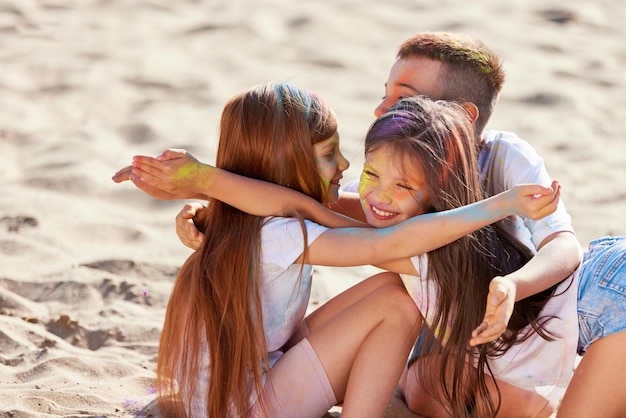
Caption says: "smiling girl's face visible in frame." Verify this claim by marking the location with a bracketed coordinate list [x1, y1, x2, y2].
[358, 144, 431, 228]
[314, 132, 350, 204]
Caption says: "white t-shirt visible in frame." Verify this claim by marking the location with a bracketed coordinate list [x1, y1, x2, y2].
[347, 130, 580, 406]
[477, 131, 580, 405]
[259, 217, 328, 368]
[400, 254, 578, 408]
[189, 216, 328, 416]
[478, 130, 576, 250]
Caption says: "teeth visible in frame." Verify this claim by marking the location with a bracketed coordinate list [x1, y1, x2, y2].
[372, 205, 394, 217]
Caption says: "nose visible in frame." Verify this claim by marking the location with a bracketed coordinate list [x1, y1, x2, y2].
[373, 186, 393, 204]
[374, 98, 391, 118]
[338, 151, 350, 172]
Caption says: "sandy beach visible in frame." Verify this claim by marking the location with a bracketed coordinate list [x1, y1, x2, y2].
[1, 0, 625, 416]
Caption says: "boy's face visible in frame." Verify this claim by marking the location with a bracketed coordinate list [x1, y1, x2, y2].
[374, 57, 443, 118]
[358, 146, 430, 229]
[314, 132, 350, 204]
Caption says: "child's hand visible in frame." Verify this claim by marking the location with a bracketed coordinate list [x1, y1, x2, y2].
[176, 203, 206, 250]
[470, 276, 516, 346]
[112, 149, 211, 200]
[510, 180, 561, 220]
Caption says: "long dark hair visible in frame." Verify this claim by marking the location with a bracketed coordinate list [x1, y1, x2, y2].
[365, 96, 559, 417]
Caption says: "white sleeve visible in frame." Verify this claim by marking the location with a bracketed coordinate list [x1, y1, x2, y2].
[479, 131, 575, 250]
[261, 217, 329, 269]
[341, 179, 360, 193]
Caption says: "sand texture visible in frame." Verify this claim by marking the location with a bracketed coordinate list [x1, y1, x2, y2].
[1, 0, 625, 416]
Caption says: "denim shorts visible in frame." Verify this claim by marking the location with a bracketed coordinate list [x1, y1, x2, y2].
[577, 236, 626, 355]
[406, 324, 441, 367]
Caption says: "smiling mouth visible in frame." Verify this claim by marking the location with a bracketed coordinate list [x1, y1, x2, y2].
[371, 205, 396, 218]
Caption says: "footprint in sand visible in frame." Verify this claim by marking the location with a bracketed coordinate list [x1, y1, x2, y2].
[45, 314, 116, 350]
[82, 259, 178, 278]
[0, 215, 38, 233]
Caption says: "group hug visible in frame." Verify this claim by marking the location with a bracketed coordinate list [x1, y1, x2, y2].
[113, 32, 626, 418]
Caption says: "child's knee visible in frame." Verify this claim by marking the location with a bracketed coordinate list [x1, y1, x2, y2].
[379, 284, 419, 325]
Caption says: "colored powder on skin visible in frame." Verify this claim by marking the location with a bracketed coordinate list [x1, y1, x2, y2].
[317, 156, 332, 189]
[461, 202, 506, 223]
[172, 163, 200, 182]
[172, 163, 215, 191]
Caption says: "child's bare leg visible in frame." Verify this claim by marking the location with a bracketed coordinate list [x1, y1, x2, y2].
[398, 355, 459, 417]
[307, 271, 403, 331]
[486, 378, 552, 418]
[307, 272, 420, 418]
[284, 271, 402, 350]
[557, 330, 626, 418]
[399, 355, 553, 417]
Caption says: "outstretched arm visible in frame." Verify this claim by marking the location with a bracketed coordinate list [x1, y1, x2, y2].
[327, 190, 367, 222]
[468, 137, 583, 345]
[112, 149, 366, 229]
[470, 231, 581, 345]
[300, 182, 562, 268]
[504, 231, 581, 299]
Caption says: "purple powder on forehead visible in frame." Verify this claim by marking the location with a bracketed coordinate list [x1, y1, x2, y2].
[371, 110, 427, 142]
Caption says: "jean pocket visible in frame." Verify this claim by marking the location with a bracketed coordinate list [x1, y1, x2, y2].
[598, 255, 626, 297]
[577, 311, 603, 355]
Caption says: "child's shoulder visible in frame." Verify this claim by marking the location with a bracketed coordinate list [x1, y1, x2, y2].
[482, 129, 531, 147]
[481, 129, 542, 160]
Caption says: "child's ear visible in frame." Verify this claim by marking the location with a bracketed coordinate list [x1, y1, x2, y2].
[460, 102, 479, 124]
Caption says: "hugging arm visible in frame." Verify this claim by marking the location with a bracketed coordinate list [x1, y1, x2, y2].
[112, 149, 366, 229]
[470, 231, 581, 345]
[471, 138, 583, 344]
[327, 190, 368, 223]
[299, 182, 562, 269]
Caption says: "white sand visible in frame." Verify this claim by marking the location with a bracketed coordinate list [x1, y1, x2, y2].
[1, 1, 625, 416]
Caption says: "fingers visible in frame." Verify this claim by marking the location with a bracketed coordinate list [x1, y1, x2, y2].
[129, 157, 181, 195]
[471, 311, 507, 345]
[112, 165, 133, 183]
[472, 321, 489, 337]
[519, 181, 561, 220]
[114, 150, 198, 201]
[520, 181, 558, 200]
[176, 203, 205, 250]
[127, 171, 176, 200]
[113, 156, 168, 188]
[470, 321, 507, 346]
[534, 183, 561, 218]
[132, 155, 167, 176]
[157, 149, 187, 161]
[179, 203, 203, 219]
[469, 277, 515, 346]
[550, 180, 559, 194]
